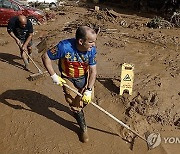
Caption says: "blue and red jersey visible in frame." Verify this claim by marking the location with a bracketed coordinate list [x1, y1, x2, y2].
[47, 38, 97, 78]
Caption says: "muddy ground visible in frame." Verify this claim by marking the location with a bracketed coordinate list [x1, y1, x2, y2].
[0, 2, 179, 154]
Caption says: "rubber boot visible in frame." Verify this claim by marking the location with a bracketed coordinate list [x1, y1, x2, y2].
[74, 110, 89, 143]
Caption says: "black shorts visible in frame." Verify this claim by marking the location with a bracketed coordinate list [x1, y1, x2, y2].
[62, 74, 88, 89]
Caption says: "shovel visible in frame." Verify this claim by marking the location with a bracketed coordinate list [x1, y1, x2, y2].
[23, 49, 48, 80]
[62, 83, 158, 149]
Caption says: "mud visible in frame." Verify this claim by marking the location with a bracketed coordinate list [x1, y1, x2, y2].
[0, 1, 179, 154]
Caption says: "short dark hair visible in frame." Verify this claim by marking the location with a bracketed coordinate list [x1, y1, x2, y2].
[75, 26, 87, 41]
[75, 26, 96, 41]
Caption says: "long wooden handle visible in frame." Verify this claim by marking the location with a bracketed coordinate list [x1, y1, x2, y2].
[23, 50, 43, 74]
[63, 84, 146, 141]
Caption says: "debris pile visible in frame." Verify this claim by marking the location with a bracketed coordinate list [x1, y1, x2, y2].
[147, 16, 173, 29]
[62, 8, 147, 33]
[170, 12, 180, 27]
[44, 11, 57, 21]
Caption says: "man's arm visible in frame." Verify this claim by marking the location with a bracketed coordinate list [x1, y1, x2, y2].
[8, 31, 22, 48]
[42, 52, 56, 76]
[22, 20, 33, 50]
[22, 33, 33, 48]
[42, 51, 66, 86]
[7, 18, 22, 48]
[22, 33, 33, 51]
[82, 64, 97, 104]
[87, 65, 97, 89]
[8, 31, 18, 41]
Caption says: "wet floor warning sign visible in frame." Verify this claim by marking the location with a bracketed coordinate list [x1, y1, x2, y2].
[120, 63, 134, 95]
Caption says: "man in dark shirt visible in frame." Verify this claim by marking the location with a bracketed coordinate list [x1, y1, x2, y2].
[7, 15, 33, 71]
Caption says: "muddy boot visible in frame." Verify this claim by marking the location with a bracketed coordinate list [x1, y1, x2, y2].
[74, 110, 89, 143]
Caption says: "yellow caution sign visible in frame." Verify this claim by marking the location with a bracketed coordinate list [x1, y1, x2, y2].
[120, 63, 134, 95]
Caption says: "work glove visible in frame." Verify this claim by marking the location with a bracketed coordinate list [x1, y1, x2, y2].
[82, 89, 92, 104]
[51, 73, 66, 86]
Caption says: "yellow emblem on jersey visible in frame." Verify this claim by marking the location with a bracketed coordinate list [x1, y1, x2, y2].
[74, 56, 77, 61]
[93, 56, 96, 63]
[80, 55, 85, 61]
[50, 45, 58, 55]
[65, 52, 71, 59]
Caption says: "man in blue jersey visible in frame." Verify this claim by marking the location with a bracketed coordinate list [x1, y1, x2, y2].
[42, 26, 97, 143]
[7, 15, 33, 71]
